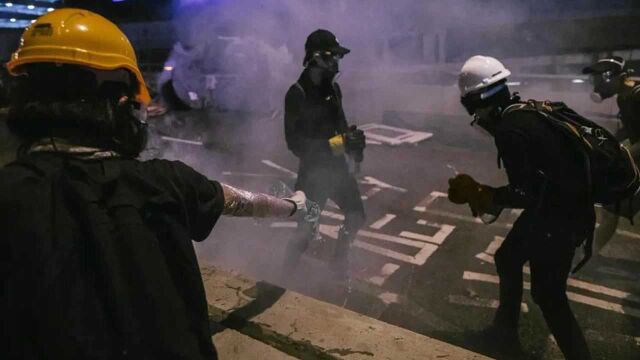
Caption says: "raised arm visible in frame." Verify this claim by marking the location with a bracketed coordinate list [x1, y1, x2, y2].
[221, 183, 304, 218]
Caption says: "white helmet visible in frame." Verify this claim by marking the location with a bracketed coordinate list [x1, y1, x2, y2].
[458, 55, 511, 96]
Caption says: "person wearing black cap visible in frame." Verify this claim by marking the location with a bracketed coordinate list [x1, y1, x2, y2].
[283, 29, 366, 278]
[583, 57, 640, 254]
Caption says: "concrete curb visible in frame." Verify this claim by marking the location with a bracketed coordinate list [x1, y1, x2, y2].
[202, 266, 493, 359]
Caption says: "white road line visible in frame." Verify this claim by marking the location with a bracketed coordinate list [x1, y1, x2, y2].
[222, 171, 281, 178]
[485, 236, 505, 255]
[368, 263, 401, 286]
[360, 176, 408, 193]
[567, 278, 640, 304]
[475, 252, 495, 264]
[474, 253, 640, 303]
[413, 191, 448, 212]
[616, 229, 640, 240]
[448, 295, 529, 313]
[160, 136, 204, 146]
[474, 253, 531, 274]
[354, 239, 439, 266]
[270, 222, 298, 228]
[354, 240, 417, 263]
[261, 160, 297, 178]
[417, 219, 428, 225]
[424, 209, 512, 228]
[462, 271, 640, 319]
[378, 292, 400, 305]
[361, 187, 382, 200]
[399, 224, 455, 245]
[321, 210, 345, 221]
[369, 214, 397, 230]
[358, 230, 426, 249]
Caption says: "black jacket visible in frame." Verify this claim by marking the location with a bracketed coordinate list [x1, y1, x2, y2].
[492, 103, 594, 234]
[284, 69, 349, 166]
[617, 82, 640, 144]
[0, 153, 224, 359]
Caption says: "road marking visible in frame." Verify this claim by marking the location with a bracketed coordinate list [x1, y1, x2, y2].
[354, 240, 439, 266]
[378, 292, 400, 305]
[270, 222, 297, 228]
[417, 219, 428, 225]
[399, 224, 455, 245]
[359, 123, 433, 146]
[316, 225, 439, 266]
[567, 278, 640, 304]
[485, 236, 505, 255]
[321, 210, 345, 221]
[361, 187, 382, 200]
[360, 176, 408, 193]
[424, 209, 513, 228]
[368, 263, 401, 286]
[353, 240, 418, 263]
[413, 191, 448, 212]
[474, 253, 531, 274]
[160, 136, 204, 146]
[261, 160, 297, 178]
[358, 229, 426, 248]
[448, 295, 529, 313]
[222, 171, 282, 178]
[369, 214, 397, 230]
[462, 271, 640, 319]
[616, 229, 640, 240]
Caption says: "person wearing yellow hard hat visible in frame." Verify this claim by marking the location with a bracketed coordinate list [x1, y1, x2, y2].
[0, 8, 314, 359]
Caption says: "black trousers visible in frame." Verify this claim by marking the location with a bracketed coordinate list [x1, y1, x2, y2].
[494, 210, 591, 360]
[286, 162, 365, 265]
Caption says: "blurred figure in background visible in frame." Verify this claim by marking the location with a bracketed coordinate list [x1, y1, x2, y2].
[283, 29, 366, 279]
[448, 55, 612, 359]
[583, 56, 640, 255]
[0, 9, 311, 359]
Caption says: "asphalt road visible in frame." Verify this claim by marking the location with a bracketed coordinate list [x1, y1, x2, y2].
[154, 113, 640, 360]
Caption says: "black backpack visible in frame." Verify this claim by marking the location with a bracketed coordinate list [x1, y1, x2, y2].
[505, 100, 640, 215]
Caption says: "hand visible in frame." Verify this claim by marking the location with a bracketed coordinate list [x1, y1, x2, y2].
[344, 125, 366, 153]
[448, 174, 495, 217]
[448, 174, 481, 204]
[284, 191, 308, 217]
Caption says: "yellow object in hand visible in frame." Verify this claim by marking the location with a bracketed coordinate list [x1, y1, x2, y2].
[329, 134, 346, 156]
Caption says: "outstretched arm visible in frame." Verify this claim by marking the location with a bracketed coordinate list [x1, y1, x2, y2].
[221, 183, 299, 218]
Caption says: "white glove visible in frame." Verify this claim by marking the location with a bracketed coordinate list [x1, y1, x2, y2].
[284, 191, 308, 217]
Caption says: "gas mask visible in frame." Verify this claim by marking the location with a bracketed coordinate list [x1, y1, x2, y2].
[308, 50, 343, 85]
[470, 107, 498, 137]
[589, 70, 621, 103]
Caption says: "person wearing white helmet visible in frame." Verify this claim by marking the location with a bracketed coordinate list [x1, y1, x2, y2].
[449, 55, 593, 359]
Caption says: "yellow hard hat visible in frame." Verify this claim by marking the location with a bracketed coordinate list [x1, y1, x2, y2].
[7, 8, 151, 105]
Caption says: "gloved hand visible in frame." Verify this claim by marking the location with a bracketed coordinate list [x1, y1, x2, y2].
[345, 125, 366, 154]
[329, 125, 366, 157]
[284, 191, 308, 218]
[448, 174, 495, 217]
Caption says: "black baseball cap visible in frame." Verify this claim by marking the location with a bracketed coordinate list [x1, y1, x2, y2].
[304, 29, 350, 64]
[582, 56, 626, 75]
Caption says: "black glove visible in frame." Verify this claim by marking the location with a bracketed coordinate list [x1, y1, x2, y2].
[344, 125, 366, 162]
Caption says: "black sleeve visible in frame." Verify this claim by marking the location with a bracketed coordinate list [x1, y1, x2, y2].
[334, 83, 349, 132]
[161, 161, 226, 242]
[284, 86, 332, 158]
[492, 112, 540, 209]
